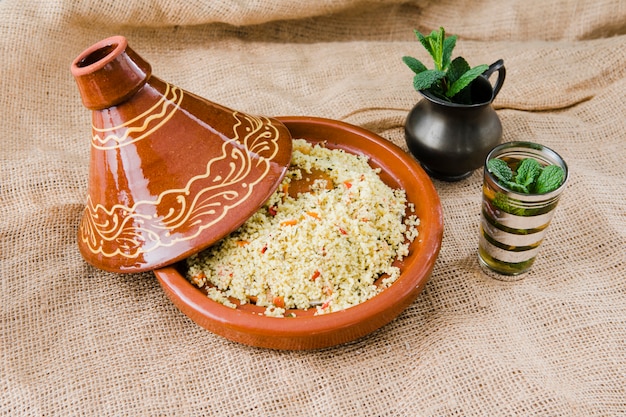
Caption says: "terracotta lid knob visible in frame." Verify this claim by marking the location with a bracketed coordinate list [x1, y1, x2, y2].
[71, 35, 152, 110]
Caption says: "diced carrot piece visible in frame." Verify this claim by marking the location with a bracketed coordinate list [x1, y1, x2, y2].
[191, 272, 206, 286]
[280, 219, 298, 226]
[306, 211, 320, 219]
[311, 270, 321, 281]
[273, 296, 285, 308]
[236, 240, 250, 247]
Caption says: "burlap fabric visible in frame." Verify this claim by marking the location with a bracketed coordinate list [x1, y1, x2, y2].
[2, 0, 625, 415]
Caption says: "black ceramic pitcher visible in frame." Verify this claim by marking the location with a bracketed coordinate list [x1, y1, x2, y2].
[405, 59, 506, 181]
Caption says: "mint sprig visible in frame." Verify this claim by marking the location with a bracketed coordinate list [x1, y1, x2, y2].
[487, 158, 564, 194]
[402, 27, 489, 104]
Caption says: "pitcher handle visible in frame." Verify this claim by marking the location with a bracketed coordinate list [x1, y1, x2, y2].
[483, 59, 506, 100]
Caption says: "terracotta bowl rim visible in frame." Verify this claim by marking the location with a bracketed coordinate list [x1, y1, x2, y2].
[154, 116, 443, 346]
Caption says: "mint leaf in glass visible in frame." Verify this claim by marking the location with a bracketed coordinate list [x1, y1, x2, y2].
[534, 165, 565, 194]
[487, 158, 513, 183]
[515, 158, 542, 188]
[505, 180, 529, 194]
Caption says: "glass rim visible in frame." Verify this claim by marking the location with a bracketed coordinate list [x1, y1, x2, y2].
[484, 141, 569, 199]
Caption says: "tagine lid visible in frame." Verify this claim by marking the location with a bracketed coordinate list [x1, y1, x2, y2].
[71, 35, 293, 273]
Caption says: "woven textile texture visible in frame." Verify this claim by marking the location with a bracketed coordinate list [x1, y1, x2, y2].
[1, 0, 625, 415]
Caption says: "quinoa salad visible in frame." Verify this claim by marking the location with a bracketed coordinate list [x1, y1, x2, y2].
[186, 139, 420, 317]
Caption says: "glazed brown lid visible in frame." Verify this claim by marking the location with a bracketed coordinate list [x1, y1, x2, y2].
[71, 36, 293, 273]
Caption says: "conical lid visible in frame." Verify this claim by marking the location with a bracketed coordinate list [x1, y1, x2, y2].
[71, 36, 292, 273]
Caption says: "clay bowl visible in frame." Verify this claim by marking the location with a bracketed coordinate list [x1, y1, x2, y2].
[154, 117, 443, 350]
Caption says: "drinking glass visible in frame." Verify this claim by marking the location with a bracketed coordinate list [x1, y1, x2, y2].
[478, 141, 569, 279]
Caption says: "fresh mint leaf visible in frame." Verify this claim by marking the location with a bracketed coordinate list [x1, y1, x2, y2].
[515, 158, 542, 188]
[442, 34, 457, 70]
[447, 57, 470, 85]
[534, 165, 565, 194]
[402, 56, 428, 75]
[492, 192, 512, 213]
[446, 64, 489, 98]
[493, 192, 524, 215]
[413, 70, 446, 91]
[416, 27, 447, 71]
[415, 30, 436, 64]
[430, 28, 444, 70]
[487, 158, 513, 183]
[505, 180, 529, 194]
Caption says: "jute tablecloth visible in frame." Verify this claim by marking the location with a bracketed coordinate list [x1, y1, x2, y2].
[2, 0, 625, 415]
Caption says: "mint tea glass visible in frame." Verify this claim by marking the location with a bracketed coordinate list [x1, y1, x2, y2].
[478, 142, 569, 278]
